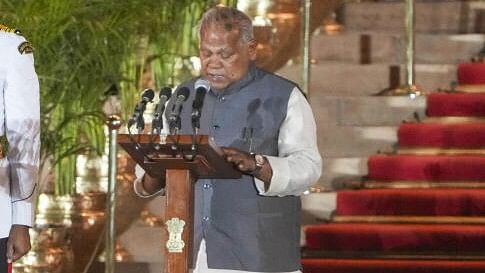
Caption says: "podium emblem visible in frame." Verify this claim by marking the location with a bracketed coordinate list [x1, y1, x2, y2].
[166, 218, 185, 253]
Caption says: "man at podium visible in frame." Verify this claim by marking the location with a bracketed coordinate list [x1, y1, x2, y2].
[134, 6, 321, 273]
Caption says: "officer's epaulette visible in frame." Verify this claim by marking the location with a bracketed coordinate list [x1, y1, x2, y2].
[0, 23, 22, 35]
[0, 24, 34, 54]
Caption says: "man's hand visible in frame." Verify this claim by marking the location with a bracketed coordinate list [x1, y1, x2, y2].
[7, 225, 31, 262]
[142, 173, 166, 195]
[221, 147, 257, 173]
[221, 147, 273, 185]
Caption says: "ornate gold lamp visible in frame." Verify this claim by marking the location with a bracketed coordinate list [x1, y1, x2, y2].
[238, 0, 343, 73]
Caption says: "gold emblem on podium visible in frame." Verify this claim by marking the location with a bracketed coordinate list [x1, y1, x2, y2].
[165, 218, 185, 253]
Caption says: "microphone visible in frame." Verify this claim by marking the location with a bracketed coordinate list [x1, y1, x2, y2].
[152, 86, 172, 134]
[168, 87, 190, 133]
[128, 89, 155, 131]
[191, 79, 209, 132]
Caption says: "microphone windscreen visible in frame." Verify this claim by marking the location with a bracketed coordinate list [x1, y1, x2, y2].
[195, 78, 210, 91]
[193, 87, 206, 109]
[141, 89, 155, 102]
[159, 87, 172, 99]
[176, 87, 190, 101]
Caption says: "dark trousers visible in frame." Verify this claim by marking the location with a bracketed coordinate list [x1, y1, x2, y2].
[0, 238, 7, 273]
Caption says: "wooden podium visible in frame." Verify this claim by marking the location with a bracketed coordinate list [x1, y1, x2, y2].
[118, 134, 241, 273]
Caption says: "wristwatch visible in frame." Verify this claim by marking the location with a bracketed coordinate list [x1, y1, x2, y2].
[250, 153, 265, 175]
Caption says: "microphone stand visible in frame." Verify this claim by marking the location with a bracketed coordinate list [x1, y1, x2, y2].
[135, 113, 145, 134]
[187, 114, 202, 161]
[168, 122, 181, 157]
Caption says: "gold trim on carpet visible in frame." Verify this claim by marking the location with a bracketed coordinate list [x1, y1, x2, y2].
[423, 117, 485, 123]
[455, 84, 485, 93]
[333, 216, 485, 225]
[398, 147, 485, 155]
[359, 181, 485, 189]
[308, 185, 332, 193]
[301, 250, 485, 260]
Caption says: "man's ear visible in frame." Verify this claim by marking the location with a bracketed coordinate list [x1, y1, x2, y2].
[248, 39, 257, 61]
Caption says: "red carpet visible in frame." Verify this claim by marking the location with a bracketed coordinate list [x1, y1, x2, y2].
[302, 259, 485, 273]
[398, 123, 485, 148]
[302, 46, 485, 273]
[457, 62, 485, 85]
[336, 189, 485, 216]
[305, 223, 485, 252]
[426, 93, 485, 117]
[368, 155, 485, 181]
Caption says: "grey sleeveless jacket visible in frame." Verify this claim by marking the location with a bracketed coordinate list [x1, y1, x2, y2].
[172, 64, 301, 272]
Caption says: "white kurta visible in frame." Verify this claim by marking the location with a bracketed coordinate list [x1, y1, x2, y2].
[0, 31, 40, 238]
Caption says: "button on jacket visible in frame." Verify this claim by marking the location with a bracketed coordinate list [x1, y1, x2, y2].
[0, 30, 40, 238]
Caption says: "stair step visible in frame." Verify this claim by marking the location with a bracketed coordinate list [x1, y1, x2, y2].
[368, 155, 485, 181]
[302, 192, 337, 223]
[310, 96, 425, 127]
[303, 251, 485, 261]
[426, 93, 485, 117]
[277, 63, 456, 96]
[336, 189, 485, 217]
[398, 123, 485, 148]
[423, 117, 485, 124]
[318, 157, 368, 189]
[318, 126, 398, 157]
[456, 84, 485, 93]
[312, 33, 485, 64]
[343, 1, 468, 34]
[302, 258, 485, 273]
[458, 62, 485, 85]
[333, 215, 485, 225]
[359, 180, 485, 189]
[398, 147, 485, 156]
[305, 223, 485, 252]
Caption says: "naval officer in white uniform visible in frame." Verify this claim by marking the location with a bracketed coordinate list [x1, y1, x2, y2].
[0, 24, 40, 272]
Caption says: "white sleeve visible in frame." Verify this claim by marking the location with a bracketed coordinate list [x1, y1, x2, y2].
[5, 36, 40, 226]
[133, 164, 166, 198]
[132, 110, 169, 198]
[254, 87, 322, 196]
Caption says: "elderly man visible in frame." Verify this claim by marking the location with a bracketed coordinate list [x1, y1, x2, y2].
[135, 6, 321, 273]
[0, 24, 40, 273]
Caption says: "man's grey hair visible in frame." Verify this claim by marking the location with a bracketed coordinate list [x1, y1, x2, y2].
[198, 6, 254, 44]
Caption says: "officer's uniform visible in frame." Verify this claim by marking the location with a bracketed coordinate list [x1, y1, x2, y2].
[0, 24, 40, 271]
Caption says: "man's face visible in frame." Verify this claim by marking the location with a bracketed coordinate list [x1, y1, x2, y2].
[199, 25, 256, 90]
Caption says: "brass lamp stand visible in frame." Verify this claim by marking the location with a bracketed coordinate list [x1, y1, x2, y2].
[378, 0, 424, 98]
[105, 115, 122, 273]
